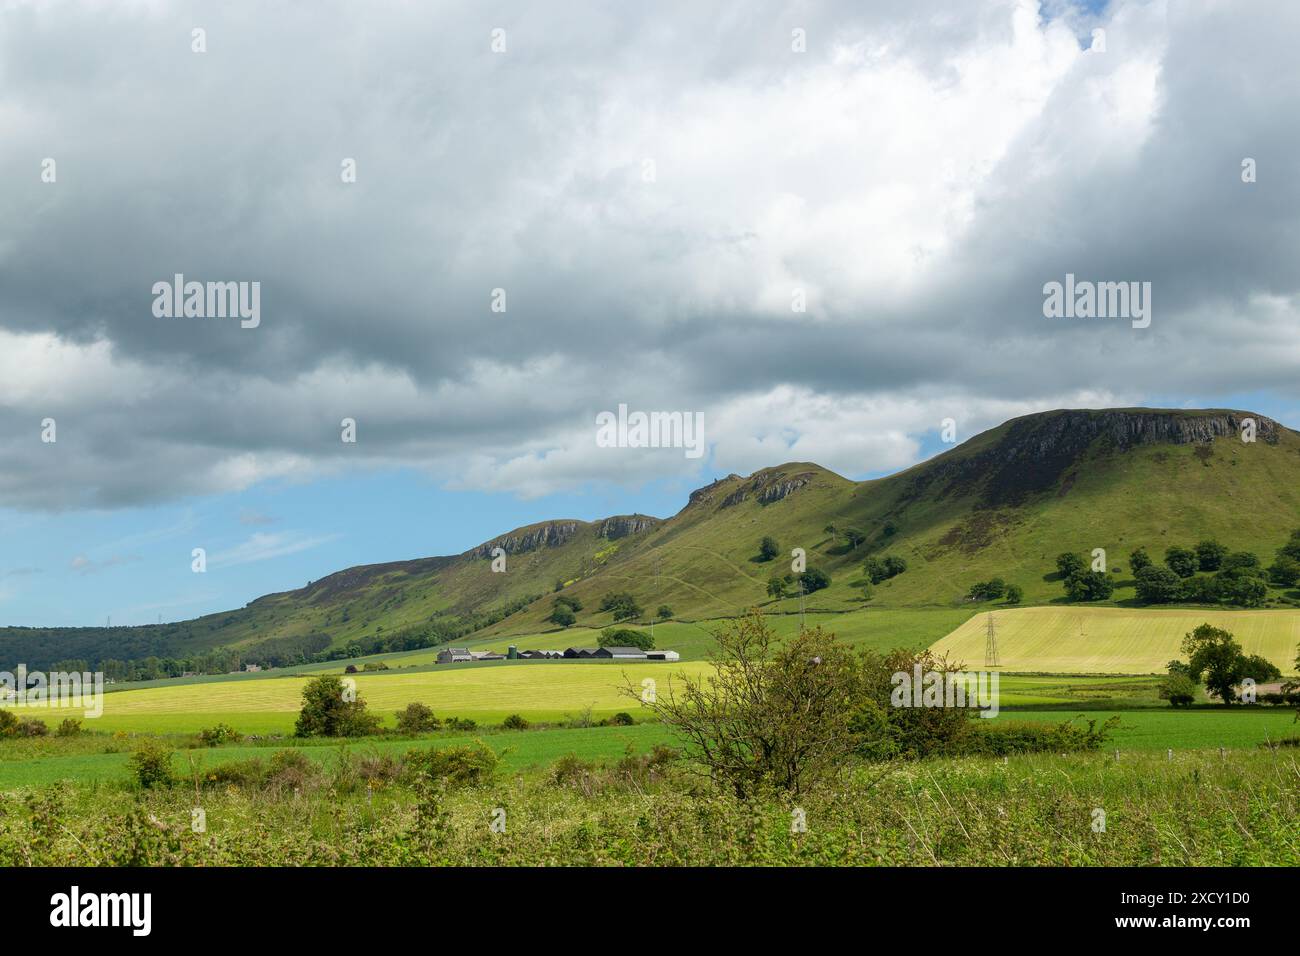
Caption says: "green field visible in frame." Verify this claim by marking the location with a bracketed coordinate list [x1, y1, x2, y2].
[931, 605, 1300, 674]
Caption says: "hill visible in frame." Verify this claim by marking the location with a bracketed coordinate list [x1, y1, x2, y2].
[4, 407, 1300, 671]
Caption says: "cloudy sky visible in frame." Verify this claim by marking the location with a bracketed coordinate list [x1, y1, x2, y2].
[1, 0, 1298, 626]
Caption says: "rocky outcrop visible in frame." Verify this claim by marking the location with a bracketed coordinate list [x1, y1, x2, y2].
[904, 409, 1285, 507]
[472, 521, 581, 557]
[596, 514, 660, 539]
[720, 469, 817, 508]
[687, 474, 741, 507]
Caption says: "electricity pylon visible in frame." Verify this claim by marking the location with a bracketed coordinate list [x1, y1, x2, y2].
[985, 611, 1000, 668]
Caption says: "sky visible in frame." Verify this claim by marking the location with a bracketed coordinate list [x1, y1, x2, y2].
[1, 0, 1299, 626]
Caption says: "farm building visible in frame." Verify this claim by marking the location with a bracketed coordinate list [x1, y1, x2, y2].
[470, 650, 506, 661]
[519, 649, 564, 659]
[563, 647, 600, 658]
[646, 650, 680, 661]
[593, 646, 649, 659]
[436, 648, 474, 664]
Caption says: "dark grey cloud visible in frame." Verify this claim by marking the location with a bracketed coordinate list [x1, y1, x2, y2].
[1, 0, 1298, 507]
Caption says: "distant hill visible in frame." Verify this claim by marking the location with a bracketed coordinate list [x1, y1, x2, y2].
[4, 407, 1300, 670]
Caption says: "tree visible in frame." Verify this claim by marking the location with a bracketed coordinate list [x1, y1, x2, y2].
[881, 555, 908, 578]
[657, 605, 673, 621]
[766, 575, 789, 600]
[758, 536, 780, 561]
[1182, 623, 1247, 704]
[294, 675, 381, 737]
[1056, 552, 1085, 578]
[553, 594, 583, 613]
[599, 591, 643, 622]
[1267, 555, 1300, 587]
[1241, 654, 1281, 682]
[1064, 569, 1114, 602]
[1218, 574, 1267, 608]
[798, 568, 831, 593]
[1004, 584, 1023, 604]
[395, 702, 439, 734]
[549, 605, 576, 627]
[1128, 547, 1153, 574]
[860, 581, 874, 602]
[625, 612, 869, 797]
[1181, 575, 1220, 604]
[1195, 540, 1227, 572]
[1164, 546, 1199, 578]
[599, 627, 654, 650]
[1219, 551, 1260, 574]
[1158, 673, 1197, 707]
[841, 528, 867, 550]
[967, 578, 1006, 602]
[1135, 565, 1183, 604]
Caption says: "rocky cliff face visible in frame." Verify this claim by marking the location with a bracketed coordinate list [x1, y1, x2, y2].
[905, 409, 1285, 506]
[596, 514, 660, 539]
[472, 521, 582, 557]
[720, 469, 817, 508]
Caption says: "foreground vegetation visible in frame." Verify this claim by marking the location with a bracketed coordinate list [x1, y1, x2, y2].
[2, 746, 1294, 866]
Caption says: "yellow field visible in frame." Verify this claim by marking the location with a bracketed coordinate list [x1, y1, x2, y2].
[930, 606, 1300, 674]
[21, 661, 711, 733]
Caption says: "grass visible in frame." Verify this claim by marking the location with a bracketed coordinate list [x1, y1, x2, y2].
[1, 745, 1295, 866]
[931, 605, 1300, 674]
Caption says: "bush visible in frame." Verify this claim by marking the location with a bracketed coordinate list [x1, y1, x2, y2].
[967, 578, 1006, 601]
[1004, 584, 1023, 604]
[797, 568, 831, 593]
[608, 711, 635, 726]
[445, 717, 477, 732]
[864, 555, 907, 584]
[0, 710, 17, 738]
[17, 717, 48, 737]
[656, 605, 673, 620]
[599, 627, 653, 650]
[1195, 540, 1227, 572]
[198, 723, 242, 747]
[294, 675, 381, 738]
[395, 702, 440, 734]
[1064, 569, 1114, 601]
[502, 713, 530, 730]
[404, 741, 498, 788]
[962, 716, 1119, 756]
[1164, 546, 1199, 578]
[553, 594, 583, 613]
[1135, 565, 1183, 603]
[599, 591, 643, 622]
[55, 718, 82, 737]
[549, 605, 577, 627]
[1158, 673, 1198, 707]
[758, 536, 780, 561]
[129, 741, 174, 789]
[1128, 547, 1153, 574]
[630, 612, 864, 798]
[1056, 552, 1085, 578]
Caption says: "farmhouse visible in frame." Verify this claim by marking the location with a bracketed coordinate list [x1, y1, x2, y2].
[436, 648, 474, 664]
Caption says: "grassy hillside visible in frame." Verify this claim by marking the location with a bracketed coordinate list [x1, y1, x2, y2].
[5, 407, 1300, 670]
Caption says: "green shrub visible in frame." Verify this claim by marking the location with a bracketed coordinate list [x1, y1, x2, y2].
[198, 723, 242, 747]
[395, 702, 440, 734]
[55, 718, 83, 737]
[294, 675, 381, 738]
[404, 742, 498, 788]
[129, 741, 174, 789]
[445, 717, 477, 732]
[17, 717, 48, 737]
[502, 713, 530, 730]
